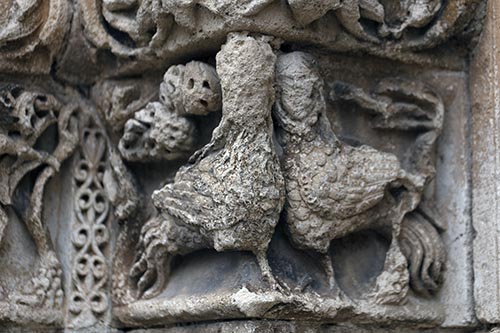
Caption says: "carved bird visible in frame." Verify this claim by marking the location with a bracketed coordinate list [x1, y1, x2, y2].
[273, 52, 443, 303]
[130, 33, 285, 298]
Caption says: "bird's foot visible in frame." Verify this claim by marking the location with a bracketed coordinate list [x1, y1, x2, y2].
[11, 251, 63, 308]
[268, 277, 287, 294]
[324, 275, 350, 301]
[130, 243, 170, 299]
[326, 279, 344, 300]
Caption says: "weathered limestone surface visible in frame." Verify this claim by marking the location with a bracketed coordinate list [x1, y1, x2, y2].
[0, 0, 495, 332]
[471, 0, 500, 324]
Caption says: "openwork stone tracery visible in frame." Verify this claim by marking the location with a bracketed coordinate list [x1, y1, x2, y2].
[0, 0, 489, 332]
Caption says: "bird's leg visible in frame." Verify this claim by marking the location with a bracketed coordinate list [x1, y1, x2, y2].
[254, 248, 287, 293]
[372, 207, 410, 305]
[319, 253, 344, 299]
[130, 216, 172, 299]
[131, 240, 167, 299]
[141, 247, 171, 299]
[319, 253, 336, 290]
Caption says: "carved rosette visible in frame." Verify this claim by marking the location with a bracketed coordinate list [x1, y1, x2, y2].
[68, 120, 111, 328]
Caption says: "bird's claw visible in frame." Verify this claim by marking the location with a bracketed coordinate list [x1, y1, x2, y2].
[130, 243, 169, 299]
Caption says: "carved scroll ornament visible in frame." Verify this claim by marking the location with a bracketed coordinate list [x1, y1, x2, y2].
[0, 0, 70, 73]
[0, 85, 78, 322]
[76, 0, 481, 73]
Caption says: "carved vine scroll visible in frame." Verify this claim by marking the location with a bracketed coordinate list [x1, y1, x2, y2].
[68, 119, 111, 328]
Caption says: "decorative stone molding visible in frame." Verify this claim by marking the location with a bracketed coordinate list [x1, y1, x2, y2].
[0, 0, 70, 74]
[471, 0, 500, 324]
[69, 0, 484, 80]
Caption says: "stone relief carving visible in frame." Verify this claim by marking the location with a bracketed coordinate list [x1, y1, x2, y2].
[113, 43, 447, 310]
[92, 79, 158, 133]
[275, 51, 445, 304]
[0, 0, 486, 332]
[119, 60, 221, 161]
[130, 33, 286, 298]
[0, 85, 78, 320]
[68, 113, 139, 329]
[334, 0, 443, 43]
[74, 0, 481, 79]
[0, 0, 69, 73]
[100, 33, 449, 329]
[68, 119, 112, 328]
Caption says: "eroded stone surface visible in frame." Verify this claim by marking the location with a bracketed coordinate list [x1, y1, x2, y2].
[0, 0, 491, 332]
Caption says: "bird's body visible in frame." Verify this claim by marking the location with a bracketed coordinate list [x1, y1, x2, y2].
[131, 33, 285, 298]
[273, 51, 434, 303]
[282, 132, 401, 254]
[154, 125, 284, 253]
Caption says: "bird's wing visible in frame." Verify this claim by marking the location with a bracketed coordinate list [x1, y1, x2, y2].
[299, 145, 401, 220]
[152, 178, 218, 230]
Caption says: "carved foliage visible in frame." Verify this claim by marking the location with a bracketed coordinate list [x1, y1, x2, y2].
[69, 119, 111, 328]
[0, 85, 79, 316]
[78, 0, 480, 64]
[0, 0, 69, 73]
[332, 0, 481, 48]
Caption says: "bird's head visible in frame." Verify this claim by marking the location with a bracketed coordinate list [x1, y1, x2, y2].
[274, 52, 326, 136]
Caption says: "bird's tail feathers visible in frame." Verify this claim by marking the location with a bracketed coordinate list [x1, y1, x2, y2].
[400, 206, 446, 297]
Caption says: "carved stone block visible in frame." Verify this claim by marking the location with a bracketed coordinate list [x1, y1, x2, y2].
[0, 1, 493, 332]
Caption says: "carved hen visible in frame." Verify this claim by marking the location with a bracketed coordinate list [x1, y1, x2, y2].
[130, 33, 285, 298]
[274, 52, 443, 303]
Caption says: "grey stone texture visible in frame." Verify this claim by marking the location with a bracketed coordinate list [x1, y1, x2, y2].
[0, 0, 494, 332]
